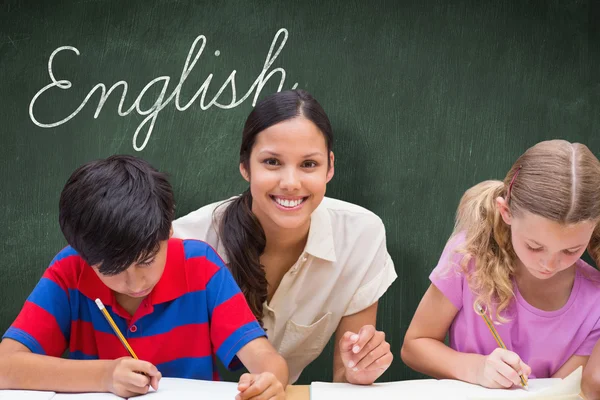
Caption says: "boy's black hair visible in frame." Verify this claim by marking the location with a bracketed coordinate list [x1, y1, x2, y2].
[59, 155, 175, 275]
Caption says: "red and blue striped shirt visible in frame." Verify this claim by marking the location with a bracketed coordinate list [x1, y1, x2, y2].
[2, 238, 266, 380]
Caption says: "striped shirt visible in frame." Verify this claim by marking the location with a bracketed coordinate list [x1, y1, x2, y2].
[2, 238, 265, 380]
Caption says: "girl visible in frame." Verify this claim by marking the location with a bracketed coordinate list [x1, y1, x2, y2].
[173, 89, 396, 384]
[401, 140, 600, 389]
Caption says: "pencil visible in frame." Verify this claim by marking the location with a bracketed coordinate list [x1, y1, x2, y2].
[474, 302, 529, 390]
[95, 298, 140, 359]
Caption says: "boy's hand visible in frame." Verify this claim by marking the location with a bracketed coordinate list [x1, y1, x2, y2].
[339, 325, 393, 385]
[236, 372, 285, 400]
[476, 348, 531, 389]
[104, 357, 162, 397]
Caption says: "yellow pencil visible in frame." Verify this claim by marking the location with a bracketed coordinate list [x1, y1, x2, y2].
[95, 298, 139, 359]
[474, 302, 529, 389]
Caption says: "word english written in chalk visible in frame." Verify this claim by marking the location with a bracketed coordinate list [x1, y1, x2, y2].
[29, 28, 298, 151]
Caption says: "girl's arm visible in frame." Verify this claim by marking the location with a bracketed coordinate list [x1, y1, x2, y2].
[582, 341, 600, 399]
[401, 283, 530, 389]
[553, 355, 587, 379]
[401, 283, 483, 383]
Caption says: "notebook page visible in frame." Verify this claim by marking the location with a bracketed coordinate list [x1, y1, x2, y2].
[464, 366, 582, 400]
[436, 377, 560, 399]
[51, 393, 123, 399]
[311, 379, 466, 400]
[310, 367, 582, 400]
[311, 380, 570, 400]
[134, 378, 239, 399]
[0, 390, 56, 400]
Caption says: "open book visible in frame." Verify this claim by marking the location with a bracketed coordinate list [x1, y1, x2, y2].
[50, 379, 239, 399]
[310, 367, 583, 400]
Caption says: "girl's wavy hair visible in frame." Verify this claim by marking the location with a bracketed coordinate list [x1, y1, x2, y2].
[450, 140, 600, 322]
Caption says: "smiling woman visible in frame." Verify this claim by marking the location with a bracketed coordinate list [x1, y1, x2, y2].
[242, 116, 333, 237]
[172, 89, 397, 385]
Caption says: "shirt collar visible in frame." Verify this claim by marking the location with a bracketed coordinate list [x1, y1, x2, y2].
[215, 200, 337, 264]
[304, 202, 337, 262]
[78, 260, 113, 307]
[148, 239, 187, 304]
[78, 239, 187, 306]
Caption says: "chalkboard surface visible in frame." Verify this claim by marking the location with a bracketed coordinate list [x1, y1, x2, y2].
[1, 0, 598, 384]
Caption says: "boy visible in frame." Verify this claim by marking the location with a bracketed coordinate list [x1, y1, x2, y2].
[0, 155, 288, 399]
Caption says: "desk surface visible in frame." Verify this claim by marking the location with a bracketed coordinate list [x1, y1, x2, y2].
[286, 385, 309, 400]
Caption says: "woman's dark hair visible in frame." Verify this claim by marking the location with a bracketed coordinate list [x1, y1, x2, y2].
[219, 89, 333, 326]
[59, 155, 175, 275]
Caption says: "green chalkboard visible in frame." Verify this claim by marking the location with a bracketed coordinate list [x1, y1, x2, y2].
[0, 0, 598, 384]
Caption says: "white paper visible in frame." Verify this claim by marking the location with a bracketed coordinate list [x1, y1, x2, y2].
[49, 378, 239, 400]
[136, 378, 239, 399]
[51, 393, 122, 400]
[0, 391, 56, 400]
[311, 367, 583, 400]
[465, 367, 582, 400]
[311, 379, 467, 400]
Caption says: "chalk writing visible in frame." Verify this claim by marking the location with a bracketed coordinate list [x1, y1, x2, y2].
[29, 28, 298, 151]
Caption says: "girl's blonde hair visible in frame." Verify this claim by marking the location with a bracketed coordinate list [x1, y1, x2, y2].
[452, 140, 600, 322]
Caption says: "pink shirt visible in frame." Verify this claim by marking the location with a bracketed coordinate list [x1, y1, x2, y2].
[430, 233, 600, 378]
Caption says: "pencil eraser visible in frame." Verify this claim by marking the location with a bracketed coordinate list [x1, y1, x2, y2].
[95, 298, 105, 310]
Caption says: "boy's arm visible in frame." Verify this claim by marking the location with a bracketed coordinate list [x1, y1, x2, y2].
[0, 338, 110, 392]
[236, 337, 288, 387]
[0, 255, 112, 392]
[0, 338, 161, 396]
[197, 242, 287, 398]
[0, 252, 161, 396]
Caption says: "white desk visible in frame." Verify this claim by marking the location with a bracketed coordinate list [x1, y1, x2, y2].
[0, 383, 309, 400]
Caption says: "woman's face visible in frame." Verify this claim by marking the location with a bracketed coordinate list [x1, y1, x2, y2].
[241, 116, 334, 232]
